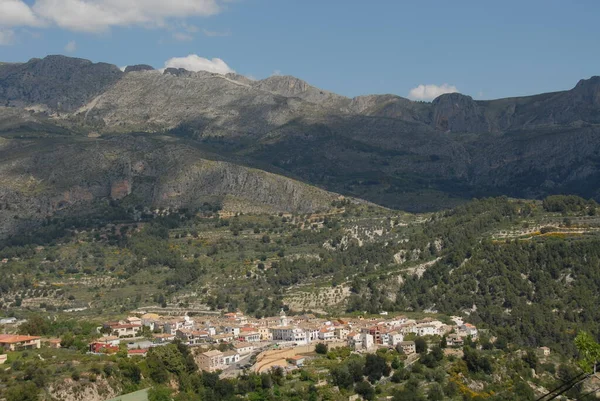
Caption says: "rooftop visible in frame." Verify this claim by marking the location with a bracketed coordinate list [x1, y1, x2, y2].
[0, 334, 41, 344]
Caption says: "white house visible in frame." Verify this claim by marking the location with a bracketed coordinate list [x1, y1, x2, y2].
[387, 331, 404, 346]
[222, 350, 240, 365]
[233, 342, 255, 355]
[271, 327, 307, 343]
[415, 324, 438, 336]
[318, 328, 335, 341]
[460, 323, 478, 338]
[225, 327, 240, 336]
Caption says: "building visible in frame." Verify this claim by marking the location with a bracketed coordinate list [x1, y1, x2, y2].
[224, 327, 240, 336]
[140, 313, 161, 331]
[0, 354, 7, 364]
[153, 333, 176, 344]
[89, 342, 119, 354]
[258, 326, 272, 341]
[459, 323, 478, 339]
[44, 338, 62, 349]
[446, 334, 464, 347]
[163, 316, 194, 334]
[233, 342, 255, 355]
[176, 329, 209, 345]
[128, 349, 148, 358]
[0, 335, 41, 351]
[334, 327, 350, 341]
[348, 332, 374, 350]
[279, 309, 288, 327]
[288, 355, 305, 366]
[387, 331, 404, 346]
[197, 350, 224, 372]
[367, 326, 383, 344]
[0, 317, 18, 325]
[211, 333, 234, 343]
[271, 327, 307, 343]
[222, 350, 240, 365]
[97, 336, 120, 346]
[415, 324, 438, 337]
[539, 346, 551, 357]
[238, 331, 261, 343]
[107, 323, 142, 338]
[318, 328, 335, 341]
[398, 341, 416, 355]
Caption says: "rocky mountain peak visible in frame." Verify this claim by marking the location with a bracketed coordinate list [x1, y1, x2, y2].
[431, 93, 488, 132]
[163, 67, 194, 77]
[254, 75, 312, 97]
[572, 76, 600, 105]
[124, 64, 155, 73]
[0, 55, 122, 111]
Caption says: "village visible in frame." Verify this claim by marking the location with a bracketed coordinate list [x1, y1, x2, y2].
[0, 310, 487, 374]
[1, 309, 483, 376]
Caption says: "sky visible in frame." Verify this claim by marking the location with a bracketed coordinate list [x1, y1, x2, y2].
[0, 0, 599, 101]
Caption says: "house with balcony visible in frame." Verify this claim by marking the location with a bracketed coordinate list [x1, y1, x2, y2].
[197, 350, 224, 372]
[0, 335, 41, 351]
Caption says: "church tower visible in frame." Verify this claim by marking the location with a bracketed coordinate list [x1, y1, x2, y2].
[279, 309, 288, 326]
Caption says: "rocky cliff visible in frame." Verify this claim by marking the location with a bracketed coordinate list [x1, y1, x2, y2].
[0, 55, 599, 223]
[0, 134, 338, 238]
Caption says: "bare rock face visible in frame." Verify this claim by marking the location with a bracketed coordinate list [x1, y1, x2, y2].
[49, 377, 119, 401]
[432, 93, 488, 132]
[110, 179, 132, 200]
[253, 75, 349, 108]
[124, 64, 154, 73]
[0, 135, 338, 237]
[0, 55, 122, 111]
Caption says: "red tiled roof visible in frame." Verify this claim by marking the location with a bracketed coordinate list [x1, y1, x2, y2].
[0, 334, 41, 344]
[128, 349, 148, 354]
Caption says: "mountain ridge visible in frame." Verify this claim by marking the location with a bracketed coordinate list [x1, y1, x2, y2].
[0, 55, 598, 236]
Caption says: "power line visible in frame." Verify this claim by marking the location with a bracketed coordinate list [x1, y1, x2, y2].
[535, 372, 589, 401]
[576, 386, 600, 401]
[542, 374, 593, 401]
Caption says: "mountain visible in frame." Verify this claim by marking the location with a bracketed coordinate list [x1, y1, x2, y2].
[0, 55, 599, 237]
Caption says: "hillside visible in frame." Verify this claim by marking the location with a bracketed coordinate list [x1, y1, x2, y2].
[0, 134, 339, 238]
[0, 56, 599, 214]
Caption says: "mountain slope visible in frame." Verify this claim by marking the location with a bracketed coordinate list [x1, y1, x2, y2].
[0, 55, 599, 214]
[0, 134, 339, 238]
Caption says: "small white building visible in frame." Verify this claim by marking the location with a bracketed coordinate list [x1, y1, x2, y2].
[225, 327, 240, 336]
[387, 331, 404, 346]
[318, 328, 335, 341]
[233, 342, 255, 355]
[222, 350, 240, 365]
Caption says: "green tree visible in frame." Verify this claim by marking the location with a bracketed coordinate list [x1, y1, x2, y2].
[5, 382, 40, 401]
[354, 381, 375, 401]
[574, 331, 600, 372]
[148, 386, 173, 401]
[315, 343, 328, 354]
[415, 337, 427, 354]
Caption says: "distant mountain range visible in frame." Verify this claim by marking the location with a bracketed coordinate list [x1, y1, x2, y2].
[0, 55, 599, 236]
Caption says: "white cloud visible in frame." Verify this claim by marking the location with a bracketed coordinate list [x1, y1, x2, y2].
[172, 32, 193, 41]
[0, 29, 15, 45]
[0, 0, 230, 44]
[408, 83, 459, 101]
[271, 69, 282, 76]
[28, 0, 220, 33]
[119, 66, 127, 72]
[64, 39, 76, 52]
[0, 0, 41, 27]
[164, 54, 234, 75]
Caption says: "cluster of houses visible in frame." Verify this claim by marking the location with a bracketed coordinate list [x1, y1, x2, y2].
[88, 309, 484, 371]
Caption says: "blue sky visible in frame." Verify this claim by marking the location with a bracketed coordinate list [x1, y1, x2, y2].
[0, 0, 599, 100]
